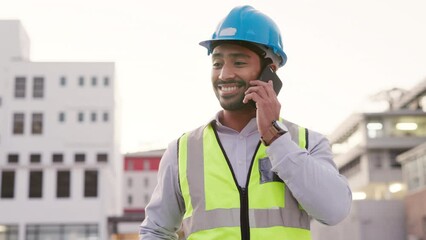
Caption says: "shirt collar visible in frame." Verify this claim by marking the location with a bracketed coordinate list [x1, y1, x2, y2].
[211, 111, 258, 136]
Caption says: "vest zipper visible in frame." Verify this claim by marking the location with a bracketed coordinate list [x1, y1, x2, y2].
[239, 187, 250, 240]
[211, 123, 260, 240]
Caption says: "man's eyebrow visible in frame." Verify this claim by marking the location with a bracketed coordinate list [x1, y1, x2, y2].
[212, 52, 251, 59]
[212, 53, 223, 58]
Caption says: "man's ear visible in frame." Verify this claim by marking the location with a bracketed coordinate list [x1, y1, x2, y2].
[269, 64, 278, 72]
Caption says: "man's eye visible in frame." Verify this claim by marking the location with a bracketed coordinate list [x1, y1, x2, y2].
[235, 61, 246, 66]
[212, 62, 223, 68]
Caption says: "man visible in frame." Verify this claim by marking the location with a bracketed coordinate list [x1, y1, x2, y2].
[140, 5, 352, 240]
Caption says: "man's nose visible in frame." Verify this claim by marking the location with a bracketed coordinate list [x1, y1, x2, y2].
[218, 64, 236, 81]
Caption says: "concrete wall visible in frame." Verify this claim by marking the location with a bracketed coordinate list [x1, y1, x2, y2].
[311, 202, 360, 240]
[123, 171, 157, 210]
[312, 200, 405, 240]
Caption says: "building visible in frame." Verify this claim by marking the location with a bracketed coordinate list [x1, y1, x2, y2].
[0, 20, 122, 240]
[123, 149, 163, 213]
[109, 149, 164, 240]
[396, 79, 426, 240]
[398, 142, 426, 240]
[311, 79, 426, 240]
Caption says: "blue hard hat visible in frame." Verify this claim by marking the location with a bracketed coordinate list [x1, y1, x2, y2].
[199, 5, 287, 67]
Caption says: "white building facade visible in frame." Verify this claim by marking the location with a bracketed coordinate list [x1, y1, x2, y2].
[0, 20, 122, 240]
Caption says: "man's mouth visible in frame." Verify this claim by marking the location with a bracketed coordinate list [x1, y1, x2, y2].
[219, 84, 239, 93]
[216, 81, 245, 96]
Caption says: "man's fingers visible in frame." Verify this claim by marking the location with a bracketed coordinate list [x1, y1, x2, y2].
[248, 80, 276, 97]
[245, 86, 269, 98]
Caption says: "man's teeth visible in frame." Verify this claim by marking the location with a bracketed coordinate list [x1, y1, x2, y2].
[221, 86, 238, 92]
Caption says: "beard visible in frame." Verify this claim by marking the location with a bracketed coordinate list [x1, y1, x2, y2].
[213, 80, 256, 111]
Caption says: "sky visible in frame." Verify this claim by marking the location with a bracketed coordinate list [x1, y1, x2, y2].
[1, 0, 426, 153]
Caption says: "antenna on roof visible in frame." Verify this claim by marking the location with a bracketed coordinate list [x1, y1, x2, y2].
[370, 87, 408, 111]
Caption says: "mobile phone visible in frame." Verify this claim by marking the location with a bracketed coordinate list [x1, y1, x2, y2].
[259, 66, 282, 95]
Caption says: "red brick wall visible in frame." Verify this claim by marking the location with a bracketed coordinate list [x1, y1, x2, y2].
[124, 157, 160, 171]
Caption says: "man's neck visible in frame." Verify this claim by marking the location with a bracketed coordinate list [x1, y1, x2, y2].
[219, 108, 256, 132]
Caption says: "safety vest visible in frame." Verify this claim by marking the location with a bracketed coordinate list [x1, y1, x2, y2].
[178, 119, 311, 240]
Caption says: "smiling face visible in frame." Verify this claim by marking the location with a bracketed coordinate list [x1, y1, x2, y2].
[211, 43, 262, 111]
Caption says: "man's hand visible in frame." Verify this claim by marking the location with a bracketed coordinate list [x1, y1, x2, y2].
[243, 80, 281, 137]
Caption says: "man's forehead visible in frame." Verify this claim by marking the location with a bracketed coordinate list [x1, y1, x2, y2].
[212, 44, 254, 57]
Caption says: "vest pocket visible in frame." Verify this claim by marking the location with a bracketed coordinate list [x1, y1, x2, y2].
[259, 157, 284, 184]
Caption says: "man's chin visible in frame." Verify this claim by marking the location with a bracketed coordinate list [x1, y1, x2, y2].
[220, 100, 255, 111]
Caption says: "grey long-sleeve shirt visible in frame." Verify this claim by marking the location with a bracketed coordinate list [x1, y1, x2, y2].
[139, 115, 352, 240]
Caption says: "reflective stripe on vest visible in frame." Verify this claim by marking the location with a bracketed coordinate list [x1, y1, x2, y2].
[178, 120, 311, 240]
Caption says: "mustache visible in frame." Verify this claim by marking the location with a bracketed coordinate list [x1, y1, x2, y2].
[214, 80, 246, 88]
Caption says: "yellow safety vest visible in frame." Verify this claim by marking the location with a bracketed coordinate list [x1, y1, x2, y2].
[178, 119, 311, 240]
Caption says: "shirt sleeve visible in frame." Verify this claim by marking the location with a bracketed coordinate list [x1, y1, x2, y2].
[266, 130, 352, 226]
[139, 139, 185, 240]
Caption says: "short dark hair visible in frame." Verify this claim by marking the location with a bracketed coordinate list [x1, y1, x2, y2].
[211, 40, 273, 69]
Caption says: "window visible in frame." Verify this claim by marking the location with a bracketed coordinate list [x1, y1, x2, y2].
[0, 225, 18, 239]
[32, 113, 43, 134]
[13, 113, 24, 134]
[59, 112, 65, 122]
[390, 149, 406, 168]
[78, 112, 84, 122]
[96, 153, 108, 162]
[127, 178, 132, 187]
[79, 76, 84, 86]
[7, 154, 19, 163]
[14, 76, 26, 98]
[30, 154, 41, 163]
[91, 77, 97, 86]
[91, 112, 97, 122]
[1, 171, 15, 198]
[370, 151, 383, 169]
[143, 160, 150, 170]
[26, 224, 98, 239]
[128, 195, 133, 205]
[56, 170, 70, 198]
[389, 116, 426, 137]
[367, 120, 384, 138]
[128, 160, 134, 170]
[29, 170, 43, 198]
[103, 112, 109, 122]
[74, 153, 85, 163]
[84, 170, 98, 197]
[144, 177, 149, 187]
[33, 77, 44, 98]
[60, 76, 66, 86]
[52, 153, 63, 163]
[374, 157, 382, 168]
[104, 76, 109, 86]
